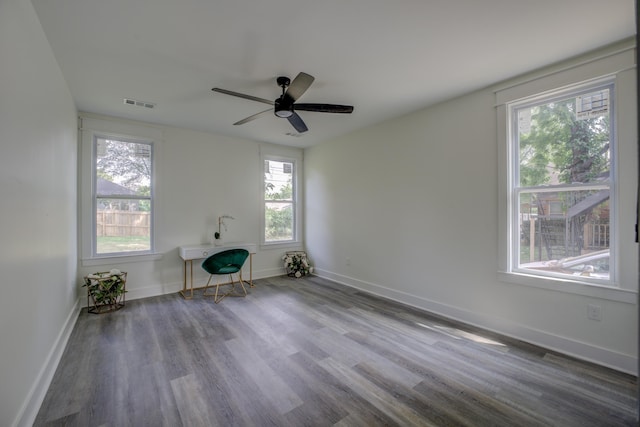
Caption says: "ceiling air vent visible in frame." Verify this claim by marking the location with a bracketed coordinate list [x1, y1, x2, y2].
[124, 98, 155, 109]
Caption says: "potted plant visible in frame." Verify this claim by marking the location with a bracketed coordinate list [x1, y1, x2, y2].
[83, 269, 127, 314]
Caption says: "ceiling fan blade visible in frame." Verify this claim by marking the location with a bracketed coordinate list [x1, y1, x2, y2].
[294, 103, 354, 114]
[233, 108, 272, 125]
[285, 72, 315, 102]
[212, 88, 274, 106]
[287, 112, 308, 133]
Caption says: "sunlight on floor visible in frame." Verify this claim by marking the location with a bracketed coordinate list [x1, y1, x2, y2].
[416, 322, 506, 347]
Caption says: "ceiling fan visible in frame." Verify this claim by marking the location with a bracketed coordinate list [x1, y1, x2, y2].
[212, 72, 354, 133]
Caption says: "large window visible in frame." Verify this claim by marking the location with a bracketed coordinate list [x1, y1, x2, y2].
[508, 80, 614, 285]
[93, 136, 154, 255]
[263, 157, 297, 244]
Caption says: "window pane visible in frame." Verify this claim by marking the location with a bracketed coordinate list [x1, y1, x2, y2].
[518, 190, 609, 280]
[517, 89, 610, 187]
[96, 198, 151, 253]
[96, 138, 151, 195]
[265, 202, 293, 241]
[95, 137, 152, 255]
[263, 155, 297, 244]
[265, 160, 293, 201]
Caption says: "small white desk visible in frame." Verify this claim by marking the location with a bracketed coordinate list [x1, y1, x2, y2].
[178, 243, 257, 299]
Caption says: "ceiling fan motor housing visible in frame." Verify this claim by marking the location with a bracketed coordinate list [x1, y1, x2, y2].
[274, 97, 294, 118]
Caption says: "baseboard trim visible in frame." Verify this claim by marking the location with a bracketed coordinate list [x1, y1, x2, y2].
[79, 268, 283, 307]
[314, 268, 637, 376]
[126, 282, 183, 301]
[15, 299, 81, 427]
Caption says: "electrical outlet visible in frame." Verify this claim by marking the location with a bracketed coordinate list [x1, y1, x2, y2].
[345, 257, 351, 266]
[587, 304, 602, 321]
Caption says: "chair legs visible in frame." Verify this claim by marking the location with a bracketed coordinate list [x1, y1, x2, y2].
[203, 271, 247, 303]
[234, 271, 247, 298]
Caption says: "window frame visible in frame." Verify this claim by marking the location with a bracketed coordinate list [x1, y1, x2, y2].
[79, 115, 162, 265]
[260, 148, 302, 248]
[507, 80, 616, 286]
[92, 135, 155, 257]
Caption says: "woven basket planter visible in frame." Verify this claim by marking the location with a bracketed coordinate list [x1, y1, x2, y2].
[84, 271, 127, 314]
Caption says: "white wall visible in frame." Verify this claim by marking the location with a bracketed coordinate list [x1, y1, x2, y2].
[0, 0, 78, 426]
[76, 115, 305, 301]
[304, 43, 638, 374]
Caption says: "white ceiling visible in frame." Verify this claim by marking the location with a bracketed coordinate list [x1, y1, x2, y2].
[32, 0, 635, 148]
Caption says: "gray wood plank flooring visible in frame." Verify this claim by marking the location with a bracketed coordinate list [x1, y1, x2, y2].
[35, 275, 637, 426]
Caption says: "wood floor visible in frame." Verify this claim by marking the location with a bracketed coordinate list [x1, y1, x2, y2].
[35, 275, 637, 426]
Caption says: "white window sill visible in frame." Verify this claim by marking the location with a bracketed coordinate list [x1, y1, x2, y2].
[497, 271, 636, 304]
[260, 241, 304, 250]
[81, 252, 163, 267]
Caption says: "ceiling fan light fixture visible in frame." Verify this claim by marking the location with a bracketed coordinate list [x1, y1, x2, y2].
[275, 109, 293, 118]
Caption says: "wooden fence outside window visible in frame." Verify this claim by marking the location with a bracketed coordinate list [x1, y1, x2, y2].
[96, 210, 150, 237]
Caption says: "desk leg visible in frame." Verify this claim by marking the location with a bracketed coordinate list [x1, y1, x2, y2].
[249, 253, 254, 287]
[180, 260, 194, 299]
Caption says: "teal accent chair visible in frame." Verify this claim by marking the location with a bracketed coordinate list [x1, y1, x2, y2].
[201, 249, 249, 303]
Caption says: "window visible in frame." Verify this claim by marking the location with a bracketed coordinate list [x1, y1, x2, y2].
[497, 43, 636, 302]
[93, 136, 154, 255]
[507, 80, 614, 284]
[263, 156, 297, 244]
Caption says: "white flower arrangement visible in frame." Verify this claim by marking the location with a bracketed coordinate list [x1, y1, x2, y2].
[283, 252, 313, 277]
